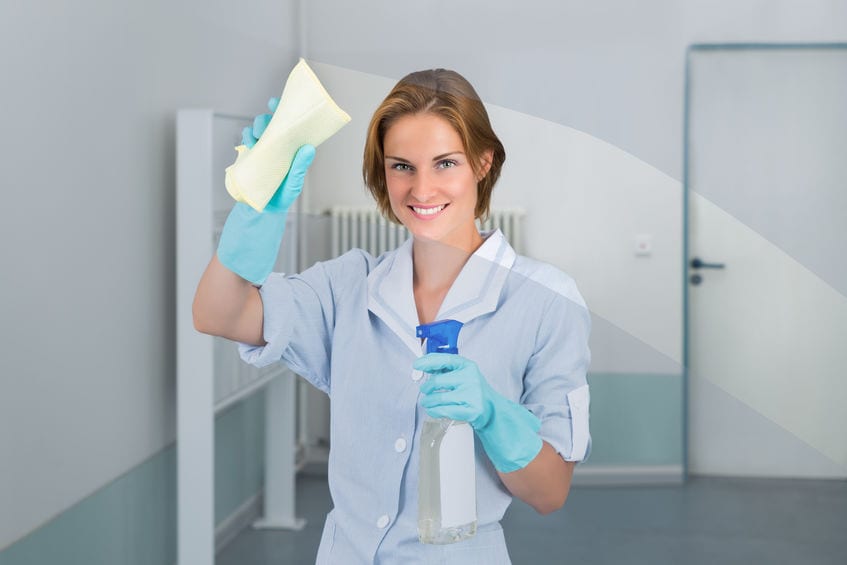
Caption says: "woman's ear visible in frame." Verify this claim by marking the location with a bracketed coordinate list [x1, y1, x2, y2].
[477, 149, 494, 181]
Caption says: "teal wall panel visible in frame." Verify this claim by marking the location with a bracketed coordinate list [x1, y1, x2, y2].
[215, 391, 266, 523]
[0, 448, 174, 565]
[0, 390, 265, 565]
[582, 373, 684, 467]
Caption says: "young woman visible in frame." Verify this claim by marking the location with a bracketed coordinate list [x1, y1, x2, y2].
[193, 68, 591, 564]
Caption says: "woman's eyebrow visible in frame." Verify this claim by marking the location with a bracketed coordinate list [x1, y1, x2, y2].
[431, 151, 464, 161]
[385, 151, 464, 162]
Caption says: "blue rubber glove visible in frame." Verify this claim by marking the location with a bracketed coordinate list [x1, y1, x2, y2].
[415, 353, 543, 473]
[217, 97, 316, 284]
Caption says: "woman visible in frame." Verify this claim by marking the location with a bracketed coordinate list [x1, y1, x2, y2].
[193, 68, 591, 564]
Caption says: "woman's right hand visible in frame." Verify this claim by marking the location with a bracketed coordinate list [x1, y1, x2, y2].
[242, 97, 316, 214]
[216, 99, 316, 285]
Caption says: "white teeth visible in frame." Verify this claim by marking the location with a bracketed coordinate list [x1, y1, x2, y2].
[411, 205, 446, 216]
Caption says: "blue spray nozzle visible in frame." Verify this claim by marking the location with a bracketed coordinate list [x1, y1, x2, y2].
[416, 319, 463, 355]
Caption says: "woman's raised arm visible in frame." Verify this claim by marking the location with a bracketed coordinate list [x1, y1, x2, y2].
[193, 254, 265, 345]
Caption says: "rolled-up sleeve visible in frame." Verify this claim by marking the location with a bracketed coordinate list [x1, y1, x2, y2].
[238, 261, 337, 394]
[521, 280, 592, 462]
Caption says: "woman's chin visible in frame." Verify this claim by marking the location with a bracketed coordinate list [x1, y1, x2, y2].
[408, 226, 444, 243]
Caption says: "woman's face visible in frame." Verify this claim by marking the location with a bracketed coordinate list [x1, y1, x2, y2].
[383, 113, 491, 248]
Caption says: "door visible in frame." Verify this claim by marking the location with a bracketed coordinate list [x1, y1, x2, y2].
[686, 45, 847, 478]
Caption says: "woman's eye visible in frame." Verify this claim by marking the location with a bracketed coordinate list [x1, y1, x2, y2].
[436, 159, 457, 169]
[391, 163, 412, 172]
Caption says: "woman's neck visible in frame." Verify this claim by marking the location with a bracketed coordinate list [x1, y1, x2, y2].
[412, 229, 484, 294]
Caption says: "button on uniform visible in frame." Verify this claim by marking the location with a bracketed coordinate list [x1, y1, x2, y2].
[376, 514, 390, 529]
[394, 437, 407, 453]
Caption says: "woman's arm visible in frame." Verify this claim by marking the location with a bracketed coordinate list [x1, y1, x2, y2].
[498, 441, 574, 515]
[193, 254, 265, 345]
[497, 281, 591, 515]
[191, 105, 316, 345]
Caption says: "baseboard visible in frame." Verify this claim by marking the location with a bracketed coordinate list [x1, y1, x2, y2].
[215, 491, 263, 553]
[572, 465, 684, 486]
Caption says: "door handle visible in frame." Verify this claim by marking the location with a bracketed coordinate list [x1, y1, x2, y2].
[690, 257, 725, 269]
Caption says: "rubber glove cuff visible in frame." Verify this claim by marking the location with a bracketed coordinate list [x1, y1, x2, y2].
[217, 202, 288, 285]
[476, 394, 543, 474]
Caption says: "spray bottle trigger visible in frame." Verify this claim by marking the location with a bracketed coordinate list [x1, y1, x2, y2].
[416, 319, 463, 355]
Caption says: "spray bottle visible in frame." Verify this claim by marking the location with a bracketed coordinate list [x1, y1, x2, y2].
[416, 319, 477, 544]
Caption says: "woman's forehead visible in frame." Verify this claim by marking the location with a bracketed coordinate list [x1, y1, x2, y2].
[383, 114, 463, 154]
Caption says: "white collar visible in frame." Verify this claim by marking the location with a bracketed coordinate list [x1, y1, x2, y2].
[367, 229, 517, 356]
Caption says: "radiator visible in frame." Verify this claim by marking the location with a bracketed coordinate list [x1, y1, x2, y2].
[329, 207, 410, 258]
[477, 208, 527, 254]
[328, 206, 526, 256]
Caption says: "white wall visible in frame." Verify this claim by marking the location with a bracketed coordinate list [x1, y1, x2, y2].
[0, 0, 301, 550]
[303, 0, 847, 181]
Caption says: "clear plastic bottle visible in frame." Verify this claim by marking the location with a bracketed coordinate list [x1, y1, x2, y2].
[416, 320, 477, 544]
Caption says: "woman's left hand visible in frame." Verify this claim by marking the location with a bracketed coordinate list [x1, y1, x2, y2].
[415, 353, 494, 427]
[414, 353, 543, 473]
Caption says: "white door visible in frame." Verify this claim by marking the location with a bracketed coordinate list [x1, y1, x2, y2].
[686, 46, 847, 478]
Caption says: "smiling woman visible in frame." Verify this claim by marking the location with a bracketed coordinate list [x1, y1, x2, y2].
[194, 65, 592, 565]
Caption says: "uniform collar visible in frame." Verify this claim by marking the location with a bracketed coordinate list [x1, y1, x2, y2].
[367, 229, 517, 356]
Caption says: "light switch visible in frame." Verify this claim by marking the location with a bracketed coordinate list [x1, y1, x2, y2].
[635, 234, 652, 256]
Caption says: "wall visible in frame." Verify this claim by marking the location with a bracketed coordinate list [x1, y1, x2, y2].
[303, 0, 847, 181]
[0, 394, 265, 564]
[0, 0, 300, 551]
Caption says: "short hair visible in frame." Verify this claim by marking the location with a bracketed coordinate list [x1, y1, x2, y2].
[362, 69, 506, 224]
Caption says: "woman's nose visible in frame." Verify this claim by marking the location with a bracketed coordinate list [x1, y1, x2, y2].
[410, 169, 438, 201]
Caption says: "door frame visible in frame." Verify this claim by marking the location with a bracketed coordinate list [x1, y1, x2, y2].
[681, 42, 847, 478]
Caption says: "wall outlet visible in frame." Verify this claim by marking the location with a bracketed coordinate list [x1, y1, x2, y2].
[635, 234, 653, 256]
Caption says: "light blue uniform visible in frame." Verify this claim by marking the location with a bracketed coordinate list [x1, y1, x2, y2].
[239, 229, 592, 564]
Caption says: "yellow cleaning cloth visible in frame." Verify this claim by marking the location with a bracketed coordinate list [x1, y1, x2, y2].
[225, 58, 351, 211]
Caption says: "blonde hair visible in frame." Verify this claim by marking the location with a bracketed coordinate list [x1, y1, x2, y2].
[362, 69, 506, 224]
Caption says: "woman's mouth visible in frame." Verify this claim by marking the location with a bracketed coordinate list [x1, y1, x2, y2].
[409, 204, 448, 219]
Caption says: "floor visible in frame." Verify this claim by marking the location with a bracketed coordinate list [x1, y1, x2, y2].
[217, 468, 847, 564]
